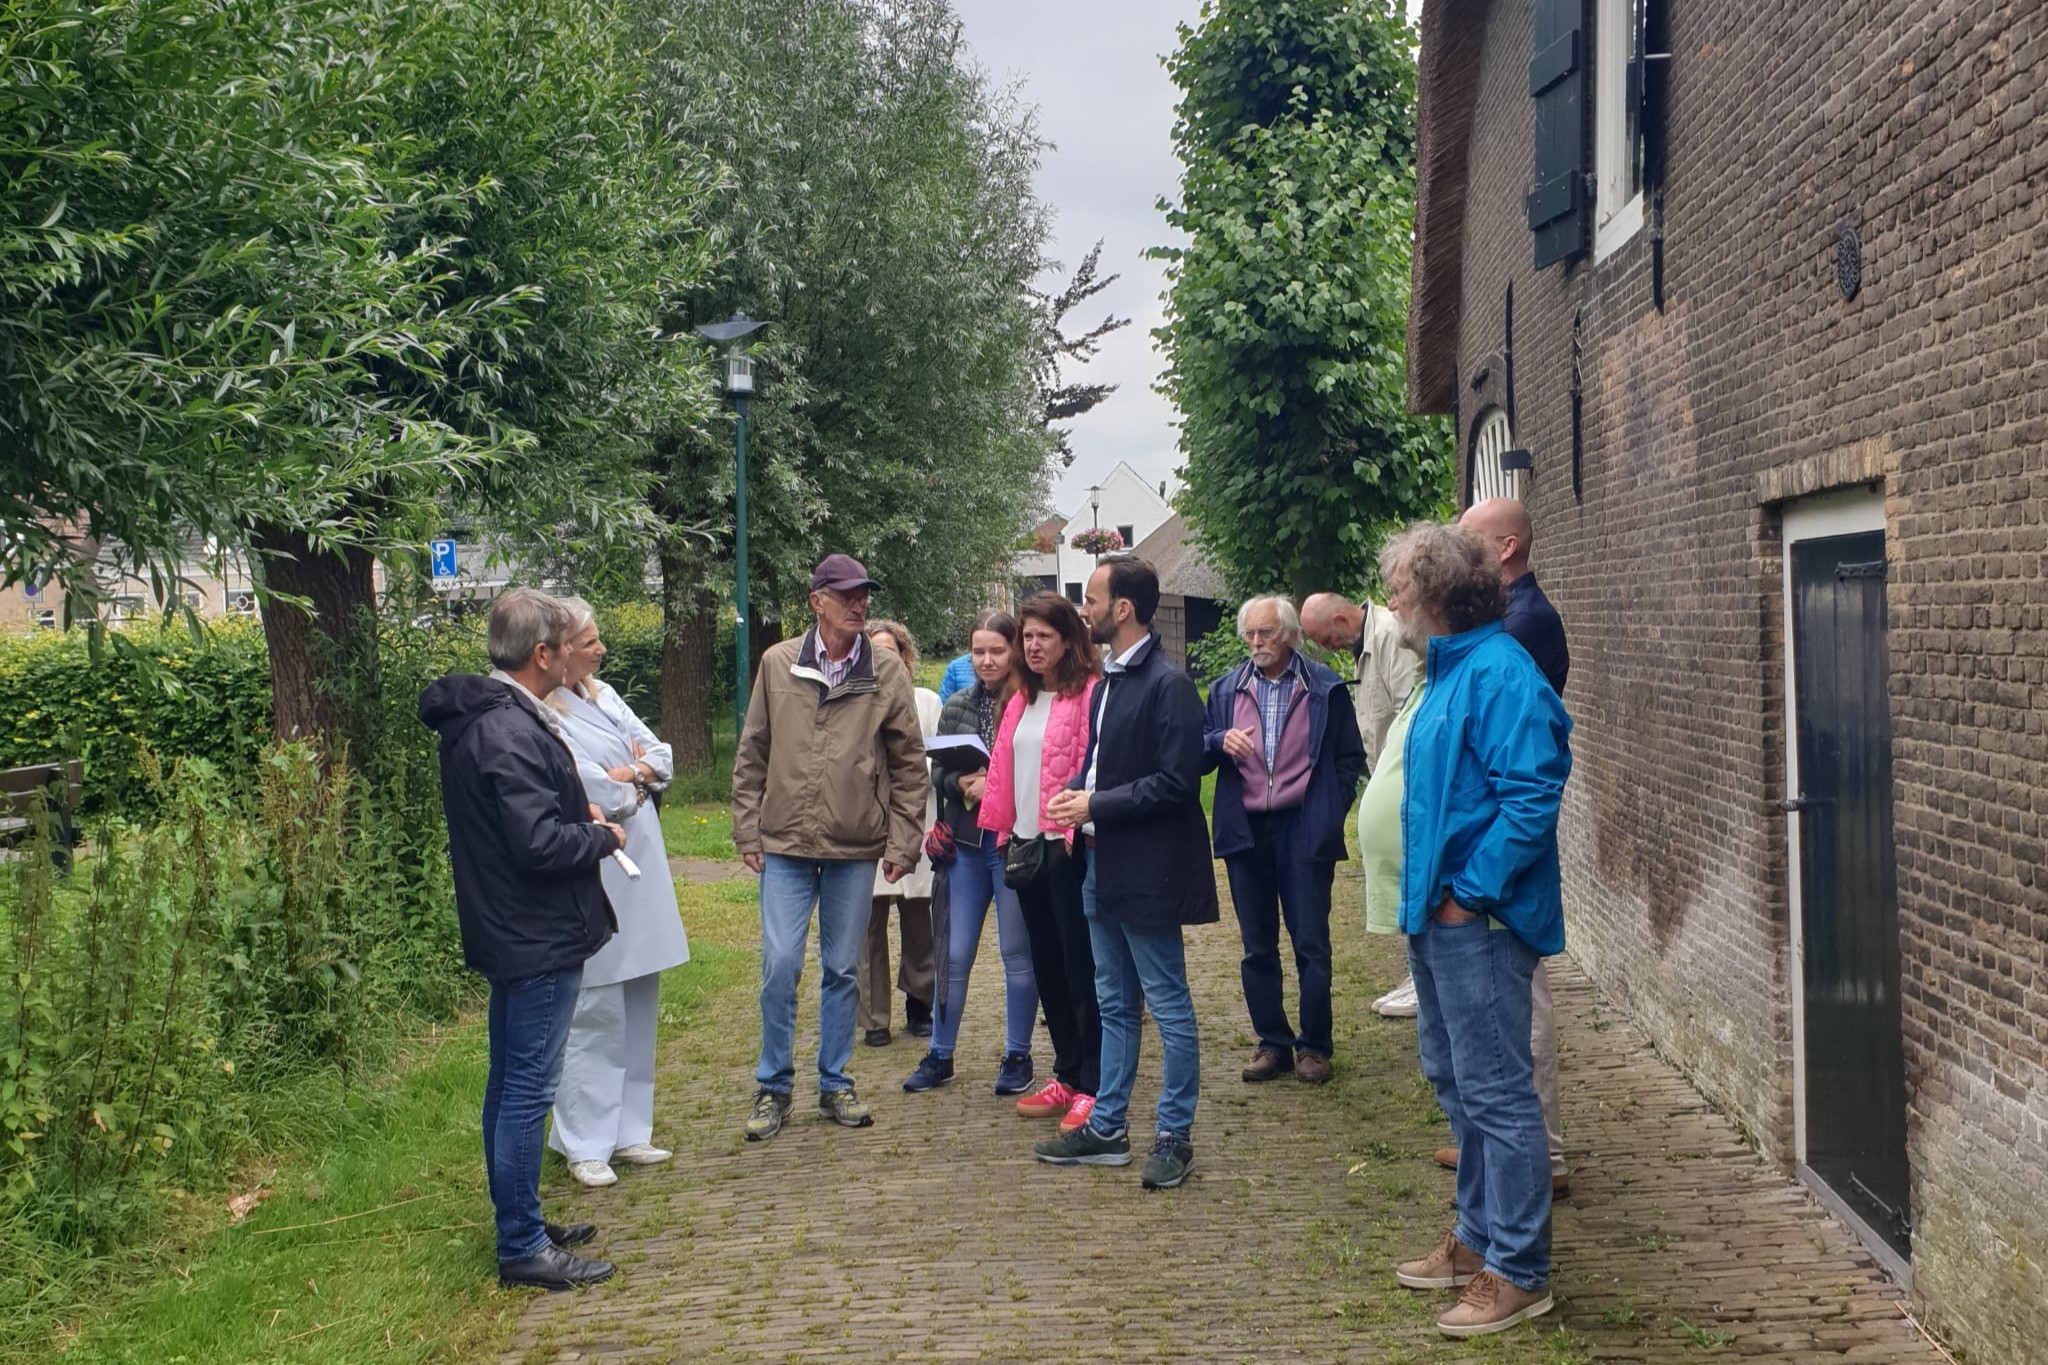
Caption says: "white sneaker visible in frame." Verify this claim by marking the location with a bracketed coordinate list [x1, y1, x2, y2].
[611, 1143, 672, 1165]
[567, 1159, 618, 1187]
[1373, 977, 1420, 1019]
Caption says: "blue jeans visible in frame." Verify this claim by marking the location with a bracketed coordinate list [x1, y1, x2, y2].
[1408, 916, 1551, 1290]
[931, 839, 1038, 1059]
[1080, 849, 1199, 1139]
[1223, 808, 1335, 1058]
[483, 966, 582, 1262]
[756, 854, 874, 1094]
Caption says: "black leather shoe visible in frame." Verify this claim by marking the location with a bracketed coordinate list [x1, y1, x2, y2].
[546, 1221, 596, 1249]
[863, 1027, 891, 1047]
[498, 1241, 615, 1291]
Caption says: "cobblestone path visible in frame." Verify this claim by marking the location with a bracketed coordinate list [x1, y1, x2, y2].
[506, 864, 1946, 1364]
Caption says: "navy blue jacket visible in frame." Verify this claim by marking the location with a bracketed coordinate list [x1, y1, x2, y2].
[1505, 573, 1570, 697]
[1069, 633, 1220, 929]
[420, 674, 616, 981]
[1200, 653, 1365, 864]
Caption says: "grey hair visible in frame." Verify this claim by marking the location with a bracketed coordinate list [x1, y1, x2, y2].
[1235, 594, 1302, 645]
[556, 595, 597, 635]
[1377, 523, 1507, 635]
[487, 588, 577, 670]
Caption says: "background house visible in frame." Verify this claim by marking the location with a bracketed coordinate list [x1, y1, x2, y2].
[1009, 461, 1175, 604]
[1130, 514, 1226, 673]
[1407, 1, 2046, 1357]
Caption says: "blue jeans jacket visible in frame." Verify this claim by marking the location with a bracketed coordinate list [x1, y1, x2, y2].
[1398, 622, 1573, 955]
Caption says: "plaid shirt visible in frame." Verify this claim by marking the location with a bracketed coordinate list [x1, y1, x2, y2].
[1250, 652, 1305, 771]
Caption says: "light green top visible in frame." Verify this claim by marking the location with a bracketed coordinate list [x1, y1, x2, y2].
[1358, 680, 1422, 935]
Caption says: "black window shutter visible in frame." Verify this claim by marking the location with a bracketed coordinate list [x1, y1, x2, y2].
[1526, 0, 1589, 269]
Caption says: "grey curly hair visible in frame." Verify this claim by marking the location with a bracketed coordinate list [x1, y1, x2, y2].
[1377, 522, 1507, 636]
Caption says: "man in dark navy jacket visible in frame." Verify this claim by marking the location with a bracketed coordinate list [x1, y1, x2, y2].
[420, 588, 624, 1290]
[1202, 595, 1365, 1086]
[1036, 556, 1218, 1191]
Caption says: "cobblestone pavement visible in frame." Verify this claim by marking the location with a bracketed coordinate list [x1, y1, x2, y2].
[507, 863, 1947, 1364]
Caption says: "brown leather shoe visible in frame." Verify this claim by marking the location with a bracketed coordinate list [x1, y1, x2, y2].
[1552, 1172, 1570, 1197]
[1294, 1052, 1332, 1085]
[1436, 1269, 1554, 1337]
[1435, 1145, 1459, 1170]
[1240, 1047, 1292, 1082]
[1396, 1227, 1484, 1289]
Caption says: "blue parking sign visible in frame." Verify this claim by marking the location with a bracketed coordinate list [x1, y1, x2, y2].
[430, 539, 459, 580]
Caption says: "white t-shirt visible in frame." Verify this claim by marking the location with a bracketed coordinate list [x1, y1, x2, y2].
[1010, 691, 1053, 839]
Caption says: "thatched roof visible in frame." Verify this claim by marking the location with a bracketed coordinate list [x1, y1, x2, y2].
[1407, 0, 1487, 416]
[1131, 514, 1226, 602]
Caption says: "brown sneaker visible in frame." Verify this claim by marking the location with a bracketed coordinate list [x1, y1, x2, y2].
[1436, 1269, 1554, 1337]
[1435, 1145, 1459, 1170]
[1240, 1047, 1292, 1082]
[1294, 1051, 1332, 1085]
[1395, 1228, 1483, 1289]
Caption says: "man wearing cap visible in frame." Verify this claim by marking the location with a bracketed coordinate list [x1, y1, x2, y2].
[732, 554, 929, 1141]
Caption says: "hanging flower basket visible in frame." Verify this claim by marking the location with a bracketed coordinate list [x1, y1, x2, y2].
[1071, 528, 1125, 555]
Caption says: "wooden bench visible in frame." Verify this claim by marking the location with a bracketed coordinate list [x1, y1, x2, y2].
[0, 760, 85, 866]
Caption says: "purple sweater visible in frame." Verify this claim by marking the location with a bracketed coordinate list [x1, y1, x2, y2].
[1230, 680, 1314, 813]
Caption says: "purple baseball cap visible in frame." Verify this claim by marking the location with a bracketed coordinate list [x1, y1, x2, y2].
[809, 553, 880, 593]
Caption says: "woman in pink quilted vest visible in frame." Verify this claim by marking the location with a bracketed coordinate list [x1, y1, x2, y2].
[980, 592, 1102, 1136]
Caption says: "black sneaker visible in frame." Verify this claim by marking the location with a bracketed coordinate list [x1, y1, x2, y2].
[1140, 1131, 1194, 1190]
[992, 1050, 1034, 1096]
[902, 1051, 954, 1092]
[1033, 1125, 1132, 1166]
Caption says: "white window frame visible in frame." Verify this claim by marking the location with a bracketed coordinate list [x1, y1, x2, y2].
[1593, 0, 1645, 261]
[1470, 407, 1525, 504]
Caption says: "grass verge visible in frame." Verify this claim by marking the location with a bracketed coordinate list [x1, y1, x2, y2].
[26, 873, 757, 1365]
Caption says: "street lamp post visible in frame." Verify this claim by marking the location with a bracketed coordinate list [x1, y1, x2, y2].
[1087, 484, 1103, 562]
[695, 311, 768, 737]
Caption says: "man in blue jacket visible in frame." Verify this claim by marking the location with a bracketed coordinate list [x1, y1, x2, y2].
[1036, 555, 1218, 1190]
[1202, 595, 1365, 1086]
[420, 588, 626, 1291]
[1369, 524, 1572, 1340]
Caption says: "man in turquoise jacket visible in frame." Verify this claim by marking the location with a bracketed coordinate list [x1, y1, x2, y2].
[1375, 522, 1572, 1341]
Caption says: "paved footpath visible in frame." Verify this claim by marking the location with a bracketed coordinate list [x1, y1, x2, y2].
[508, 862, 1947, 1364]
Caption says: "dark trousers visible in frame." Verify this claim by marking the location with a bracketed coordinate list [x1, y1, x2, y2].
[1224, 808, 1335, 1059]
[483, 965, 582, 1262]
[1012, 836, 1100, 1095]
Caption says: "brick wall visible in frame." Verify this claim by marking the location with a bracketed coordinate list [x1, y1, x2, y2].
[1433, 0, 2048, 1357]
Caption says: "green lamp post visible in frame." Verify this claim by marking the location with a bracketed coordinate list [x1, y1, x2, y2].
[695, 312, 768, 736]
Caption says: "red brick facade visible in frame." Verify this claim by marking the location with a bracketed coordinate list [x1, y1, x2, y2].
[1409, 2, 2047, 1359]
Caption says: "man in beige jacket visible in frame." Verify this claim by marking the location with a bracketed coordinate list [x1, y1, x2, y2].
[1302, 591, 1423, 1018]
[732, 554, 927, 1142]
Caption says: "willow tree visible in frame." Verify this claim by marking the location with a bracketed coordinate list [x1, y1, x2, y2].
[650, 0, 1055, 770]
[1154, 0, 1452, 601]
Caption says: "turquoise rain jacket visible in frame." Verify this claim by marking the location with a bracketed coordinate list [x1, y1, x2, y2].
[1398, 621, 1573, 955]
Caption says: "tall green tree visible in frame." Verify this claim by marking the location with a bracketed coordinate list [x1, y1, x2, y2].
[1, 0, 717, 756]
[649, 0, 1054, 769]
[1154, 0, 1452, 601]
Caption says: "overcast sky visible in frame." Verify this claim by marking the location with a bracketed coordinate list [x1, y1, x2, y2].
[951, 0, 1426, 519]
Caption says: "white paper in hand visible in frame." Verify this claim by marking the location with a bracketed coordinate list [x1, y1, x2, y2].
[611, 849, 642, 881]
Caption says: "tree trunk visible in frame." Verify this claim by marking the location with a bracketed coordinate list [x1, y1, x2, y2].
[252, 522, 380, 764]
[659, 540, 716, 773]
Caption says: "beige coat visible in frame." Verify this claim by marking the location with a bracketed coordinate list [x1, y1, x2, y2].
[1355, 602, 1421, 772]
[731, 630, 928, 869]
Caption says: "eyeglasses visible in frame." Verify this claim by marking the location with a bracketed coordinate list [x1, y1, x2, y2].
[1240, 626, 1284, 643]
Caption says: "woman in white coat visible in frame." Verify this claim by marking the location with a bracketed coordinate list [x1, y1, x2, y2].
[857, 620, 941, 1045]
[545, 599, 690, 1188]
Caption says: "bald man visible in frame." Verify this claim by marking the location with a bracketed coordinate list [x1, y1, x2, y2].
[1449, 497, 1571, 1197]
[1459, 499, 1568, 696]
[1301, 588, 1423, 1021]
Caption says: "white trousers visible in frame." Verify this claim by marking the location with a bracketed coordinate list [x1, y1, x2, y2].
[547, 972, 661, 1163]
[1532, 959, 1565, 1176]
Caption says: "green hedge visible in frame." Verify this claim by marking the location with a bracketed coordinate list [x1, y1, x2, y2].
[0, 603, 669, 810]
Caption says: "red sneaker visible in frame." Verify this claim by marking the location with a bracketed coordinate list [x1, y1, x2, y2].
[1015, 1079, 1075, 1118]
[1059, 1093, 1097, 1134]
